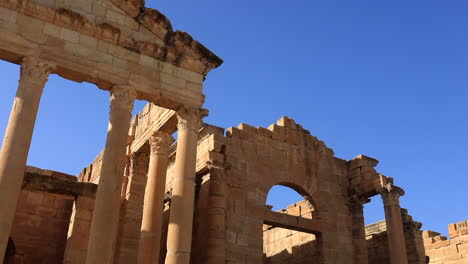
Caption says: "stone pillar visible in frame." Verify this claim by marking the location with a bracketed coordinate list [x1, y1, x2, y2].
[64, 196, 95, 264]
[165, 107, 207, 264]
[0, 56, 55, 260]
[204, 161, 228, 264]
[137, 131, 173, 264]
[379, 185, 408, 264]
[86, 85, 136, 264]
[349, 196, 370, 264]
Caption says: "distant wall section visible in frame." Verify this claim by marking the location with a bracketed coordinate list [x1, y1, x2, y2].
[423, 220, 468, 264]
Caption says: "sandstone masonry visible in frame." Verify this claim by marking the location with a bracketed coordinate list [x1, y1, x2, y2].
[423, 221, 468, 264]
[0, 0, 466, 263]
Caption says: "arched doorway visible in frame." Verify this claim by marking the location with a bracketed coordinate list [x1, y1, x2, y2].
[263, 185, 321, 264]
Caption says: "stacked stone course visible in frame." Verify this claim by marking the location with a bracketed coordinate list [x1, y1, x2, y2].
[424, 220, 468, 264]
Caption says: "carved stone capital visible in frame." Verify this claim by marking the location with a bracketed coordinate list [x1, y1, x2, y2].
[378, 184, 404, 207]
[348, 195, 370, 214]
[20, 56, 56, 85]
[110, 85, 136, 111]
[176, 106, 208, 132]
[149, 131, 174, 155]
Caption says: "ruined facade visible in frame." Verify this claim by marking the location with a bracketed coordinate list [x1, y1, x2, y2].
[0, 0, 466, 263]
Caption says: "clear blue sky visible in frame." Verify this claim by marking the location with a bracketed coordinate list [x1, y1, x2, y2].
[0, 0, 467, 235]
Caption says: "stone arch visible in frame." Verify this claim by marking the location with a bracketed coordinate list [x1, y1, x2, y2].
[266, 182, 318, 214]
[262, 184, 322, 264]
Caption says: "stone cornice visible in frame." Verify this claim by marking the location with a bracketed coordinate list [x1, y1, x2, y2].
[0, 0, 223, 75]
[112, 0, 223, 73]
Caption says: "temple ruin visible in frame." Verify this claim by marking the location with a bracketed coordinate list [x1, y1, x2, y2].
[0, 0, 466, 263]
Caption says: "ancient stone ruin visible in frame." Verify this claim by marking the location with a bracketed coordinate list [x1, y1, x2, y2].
[0, 0, 466, 263]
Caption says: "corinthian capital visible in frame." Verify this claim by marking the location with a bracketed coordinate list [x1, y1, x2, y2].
[348, 195, 370, 214]
[176, 106, 208, 132]
[149, 131, 174, 155]
[20, 56, 56, 85]
[110, 85, 136, 111]
[378, 184, 405, 207]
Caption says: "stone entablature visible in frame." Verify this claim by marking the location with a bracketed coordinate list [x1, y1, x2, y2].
[0, 0, 222, 109]
[423, 220, 468, 263]
[0, 0, 222, 74]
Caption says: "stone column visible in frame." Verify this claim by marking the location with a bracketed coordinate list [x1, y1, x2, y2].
[138, 131, 173, 264]
[349, 196, 370, 264]
[0, 56, 55, 260]
[165, 107, 207, 264]
[86, 85, 136, 264]
[205, 160, 228, 264]
[379, 185, 408, 264]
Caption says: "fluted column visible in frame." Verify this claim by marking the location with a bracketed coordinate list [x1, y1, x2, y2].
[138, 131, 173, 264]
[165, 107, 207, 264]
[86, 85, 136, 264]
[349, 196, 370, 264]
[0, 56, 55, 261]
[379, 185, 408, 264]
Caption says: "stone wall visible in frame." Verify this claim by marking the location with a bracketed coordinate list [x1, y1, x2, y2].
[8, 167, 97, 264]
[423, 220, 468, 264]
[75, 112, 411, 264]
[221, 117, 358, 263]
[11, 189, 73, 263]
[365, 208, 426, 264]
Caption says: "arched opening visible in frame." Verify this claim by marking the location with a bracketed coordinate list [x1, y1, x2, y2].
[263, 185, 320, 264]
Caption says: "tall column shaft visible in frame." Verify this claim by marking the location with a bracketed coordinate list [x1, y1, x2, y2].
[86, 85, 136, 264]
[138, 131, 173, 264]
[0, 56, 55, 261]
[350, 197, 369, 264]
[380, 186, 408, 264]
[205, 161, 228, 264]
[165, 107, 207, 264]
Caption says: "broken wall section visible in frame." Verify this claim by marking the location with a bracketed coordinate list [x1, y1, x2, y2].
[9, 166, 97, 264]
[423, 220, 468, 264]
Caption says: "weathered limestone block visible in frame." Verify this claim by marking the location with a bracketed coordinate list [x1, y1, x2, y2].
[424, 220, 468, 263]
